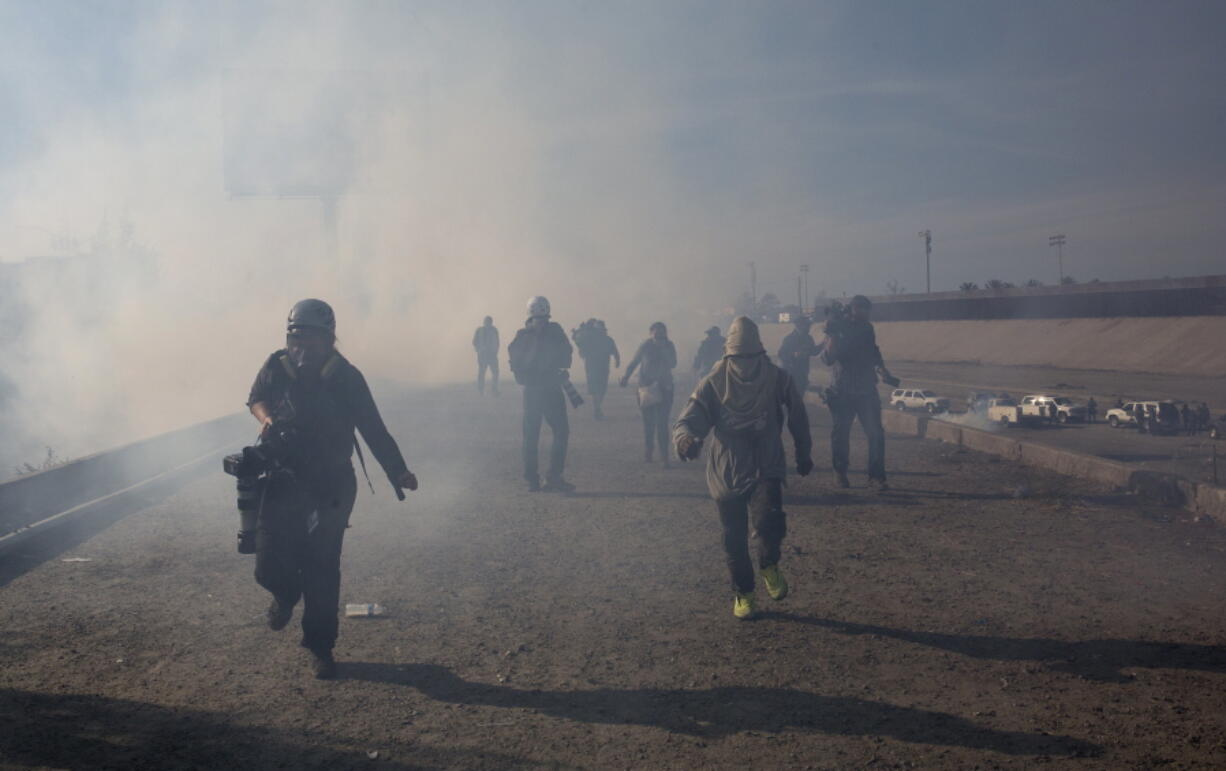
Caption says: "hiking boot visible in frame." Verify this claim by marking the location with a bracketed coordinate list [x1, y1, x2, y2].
[760, 565, 789, 601]
[733, 592, 757, 620]
[526, 477, 541, 492]
[267, 599, 293, 631]
[308, 649, 337, 680]
[542, 478, 575, 493]
[868, 477, 890, 492]
[834, 471, 850, 489]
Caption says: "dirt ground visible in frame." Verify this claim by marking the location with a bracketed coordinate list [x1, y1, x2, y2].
[3, 382, 1226, 769]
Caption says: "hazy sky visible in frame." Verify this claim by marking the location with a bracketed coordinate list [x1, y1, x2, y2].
[3, 0, 1225, 299]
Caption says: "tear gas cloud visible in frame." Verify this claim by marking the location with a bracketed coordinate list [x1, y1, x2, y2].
[0, 2, 773, 471]
[4, 1, 1226, 473]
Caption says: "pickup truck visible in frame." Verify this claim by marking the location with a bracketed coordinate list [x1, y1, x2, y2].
[890, 389, 951, 415]
[1019, 395, 1087, 424]
[986, 397, 1023, 426]
[1106, 401, 1180, 434]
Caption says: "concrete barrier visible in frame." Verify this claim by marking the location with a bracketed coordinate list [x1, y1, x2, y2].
[0, 413, 249, 540]
[869, 399, 1226, 520]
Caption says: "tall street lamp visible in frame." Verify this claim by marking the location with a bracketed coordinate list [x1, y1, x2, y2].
[918, 230, 932, 294]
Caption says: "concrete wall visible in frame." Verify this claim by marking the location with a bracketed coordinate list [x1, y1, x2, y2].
[0, 413, 248, 539]
[761, 316, 1226, 377]
[876, 407, 1225, 520]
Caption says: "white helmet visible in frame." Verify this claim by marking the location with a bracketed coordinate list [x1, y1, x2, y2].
[526, 295, 551, 318]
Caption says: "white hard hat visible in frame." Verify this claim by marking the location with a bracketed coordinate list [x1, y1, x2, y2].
[527, 296, 551, 318]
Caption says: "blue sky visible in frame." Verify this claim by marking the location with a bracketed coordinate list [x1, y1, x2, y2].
[2, 0, 1225, 299]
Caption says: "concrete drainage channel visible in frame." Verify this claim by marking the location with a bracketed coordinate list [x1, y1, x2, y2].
[0, 413, 250, 552]
[876, 406, 1226, 520]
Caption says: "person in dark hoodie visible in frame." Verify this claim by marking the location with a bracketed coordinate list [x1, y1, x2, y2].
[246, 299, 418, 679]
[777, 315, 823, 395]
[508, 296, 575, 492]
[692, 326, 726, 376]
[621, 321, 678, 466]
[576, 319, 620, 420]
[673, 316, 813, 620]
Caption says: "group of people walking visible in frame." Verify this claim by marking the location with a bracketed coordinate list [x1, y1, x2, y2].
[238, 294, 896, 682]
[466, 294, 893, 620]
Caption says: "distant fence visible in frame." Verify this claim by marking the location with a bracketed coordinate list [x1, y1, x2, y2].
[0, 413, 249, 541]
[863, 275, 1226, 322]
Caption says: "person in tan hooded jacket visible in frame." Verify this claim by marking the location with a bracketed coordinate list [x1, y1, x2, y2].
[673, 316, 813, 619]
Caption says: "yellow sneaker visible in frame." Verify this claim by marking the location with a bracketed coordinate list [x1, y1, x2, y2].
[761, 565, 789, 601]
[733, 592, 756, 620]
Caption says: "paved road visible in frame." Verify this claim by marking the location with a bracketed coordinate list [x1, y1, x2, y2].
[2, 384, 1226, 768]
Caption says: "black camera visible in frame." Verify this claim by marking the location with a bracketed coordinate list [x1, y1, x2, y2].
[222, 421, 300, 554]
[823, 301, 852, 337]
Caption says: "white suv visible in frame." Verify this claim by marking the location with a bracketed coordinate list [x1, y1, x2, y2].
[1019, 395, 1087, 424]
[890, 389, 951, 414]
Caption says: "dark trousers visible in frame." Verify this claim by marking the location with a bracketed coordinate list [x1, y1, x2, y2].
[477, 355, 499, 394]
[716, 479, 787, 594]
[523, 385, 568, 482]
[829, 390, 886, 480]
[640, 387, 675, 458]
[255, 468, 356, 653]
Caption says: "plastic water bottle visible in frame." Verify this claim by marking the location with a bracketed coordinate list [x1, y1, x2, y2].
[345, 603, 385, 617]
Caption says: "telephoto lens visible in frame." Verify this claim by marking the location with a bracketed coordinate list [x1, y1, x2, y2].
[235, 475, 263, 554]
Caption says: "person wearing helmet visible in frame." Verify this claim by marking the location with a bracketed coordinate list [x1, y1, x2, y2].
[673, 316, 813, 620]
[777, 315, 823, 396]
[620, 322, 678, 465]
[821, 294, 893, 490]
[246, 298, 419, 679]
[692, 326, 725, 376]
[472, 315, 500, 396]
[507, 296, 575, 492]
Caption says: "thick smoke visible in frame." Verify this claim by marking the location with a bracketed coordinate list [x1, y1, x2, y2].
[0, 3, 764, 473]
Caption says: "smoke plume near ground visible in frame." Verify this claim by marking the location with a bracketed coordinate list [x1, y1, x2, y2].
[0, 3, 767, 473]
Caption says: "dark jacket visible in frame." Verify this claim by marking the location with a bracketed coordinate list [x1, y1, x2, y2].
[673, 359, 812, 501]
[247, 350, 409, 490]
[822, 319, 883, 396]
[693, 335, 725, 373]
[625, 338, 677, 389]
[508, 320, 573, 387]
[777, 329, 821, 381]
[473, 325, 500, 358]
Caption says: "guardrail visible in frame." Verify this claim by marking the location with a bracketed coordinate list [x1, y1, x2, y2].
[0, 413, 251, 544]
[876, 407, 1226, 520]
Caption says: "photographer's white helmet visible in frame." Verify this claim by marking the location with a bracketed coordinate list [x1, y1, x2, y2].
[526, 295, 551, 318]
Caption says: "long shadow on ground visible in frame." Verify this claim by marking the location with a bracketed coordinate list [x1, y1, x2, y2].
[0, 688, 522, 770]
[343, 662, 1099, 758]
[775, 614, 1226, 683]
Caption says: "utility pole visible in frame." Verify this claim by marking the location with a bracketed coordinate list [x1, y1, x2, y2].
[797, 273, 803, 309]
[918, 229, 932, 294]
[749, 261, 757, 307]
[1049, 234, 1066, 283]
[800, 264, 810, 311]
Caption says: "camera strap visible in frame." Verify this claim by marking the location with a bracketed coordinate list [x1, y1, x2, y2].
[352, 434, 375, 495]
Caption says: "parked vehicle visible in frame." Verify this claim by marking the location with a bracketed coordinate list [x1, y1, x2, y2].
[890, 389, 951, 414]
[1106, 401, 1180, 434]
[1019, 394, 1087, 424]
[1209, 415, 1226, 440]
[966, 391, 996, 413]
[986, 397, 1023, 426]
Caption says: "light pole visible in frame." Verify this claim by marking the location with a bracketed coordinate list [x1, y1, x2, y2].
[749, 261, 757, 308]
[800, 264, 810, 311]
[1048, 234, 1066, 283]
[918, 230, 932, 294]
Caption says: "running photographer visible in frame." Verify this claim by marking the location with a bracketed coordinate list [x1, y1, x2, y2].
[822, 295, 896, 491]
[243, 299, 417, 679]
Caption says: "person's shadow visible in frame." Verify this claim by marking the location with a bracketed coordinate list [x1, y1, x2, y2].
[775, 614, 1226, 683]
[343, 662, 1099, 758]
